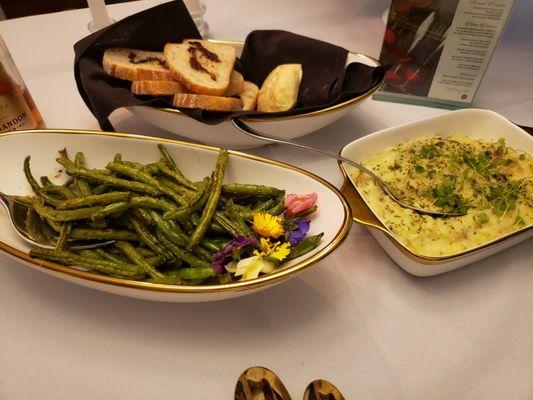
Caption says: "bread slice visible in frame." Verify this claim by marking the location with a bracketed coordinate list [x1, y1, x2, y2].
[223, 71, 245, 97]
[164, 40, 236, 95]
[131, 80, 185, 96]
[173, 94, 242, 111]
[239, 81, 259, 111]
[257, 64, 303, 112]
[103, 48, 173, 81]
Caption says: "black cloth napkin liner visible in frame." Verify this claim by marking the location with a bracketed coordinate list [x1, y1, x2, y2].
[74, 0, 388, 130]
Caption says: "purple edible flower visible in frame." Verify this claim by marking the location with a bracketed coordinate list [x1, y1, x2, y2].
[289, 220, 310, 245]
[212, 236, 257, 274]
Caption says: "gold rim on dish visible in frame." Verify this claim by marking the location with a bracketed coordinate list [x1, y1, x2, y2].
[0, 129, 352, 294]
[338, 161, 532, 264]
[148, 40, 383, 122]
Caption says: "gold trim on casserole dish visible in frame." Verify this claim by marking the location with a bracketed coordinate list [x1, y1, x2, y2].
[0, 129, 352, 294]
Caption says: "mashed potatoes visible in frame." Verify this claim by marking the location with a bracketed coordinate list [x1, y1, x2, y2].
[353, 136, 532, 257]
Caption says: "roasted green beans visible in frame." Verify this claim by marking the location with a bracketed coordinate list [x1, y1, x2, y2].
[23, 145, 322, 286]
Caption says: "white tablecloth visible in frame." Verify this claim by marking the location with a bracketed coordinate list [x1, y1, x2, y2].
[0, 1, 531, 399]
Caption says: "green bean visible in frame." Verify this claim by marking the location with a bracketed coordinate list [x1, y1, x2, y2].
[56, 157, 160, 195]
[40, 176, 53, 187]
[86, 220, 108, 229]
[155, 229, 212, 269]
[90, 202, 130, 219]
[149, 212, 210, 260]
[200, 237, 229, 252]
[175, 267, 214, 280]
[29, 248, 145, 279]
[45, 217, 63, 233]
[11, 196, 37, 206]
[190, 243, 213, 262]
[157, 177, 195, 197]
[95, 248, 129, 264]
[63, 177, 75, 187]
[55, 223, 71, 250]
[113, 153, 122, 163]
[254, 199, 276, 211]
[56, 192, 132, 210]
[119, 160, 160, 175]
[146, 254, 168, 268]
[133, 208, 154, 225]
[69, 228, 138, 241]
[41, 184, 77, 199]
[130, 196, 176, 212]
[208, 220, 230, 235]
[105, 162, 184, 205]
[33, 201, 103, 222]
[187, 150, 228, 250]
[221, 183, 284, 198]
[128, 216, 168, 255]
[136, 247, 156, 257]
[91, 196, 175, 220]
[227, 209, 253, 236]
[92, 184, 112, 195]
[157, 144, 179, 172]
[190, 211, 200, 226]
[226, 200, 254, 227]
[218, 273, 233, 284]
[156, 161, 196, 191]
[268, 196, 286, 216]
[163, 177, 211, 220]
[214, 212, 242, 238]
[293, 205, 317, 218]
[150, 211, 186, 247]
[156, 144, 195, 189]
[114, 241, 163, 279]
[23, 156, 61, 207]
[74, 152, 92, 196]
[286, 233, 324, 260]
[79, 249, 100, 259]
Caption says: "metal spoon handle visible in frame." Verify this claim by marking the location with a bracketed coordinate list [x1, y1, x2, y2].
[233, 119, 399, 200]
[231, 118, 465, 217]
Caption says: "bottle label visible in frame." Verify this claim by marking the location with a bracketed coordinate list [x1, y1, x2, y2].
[0, 90, 38, 132]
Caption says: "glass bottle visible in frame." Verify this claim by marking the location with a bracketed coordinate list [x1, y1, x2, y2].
[0, 36, 45, 132]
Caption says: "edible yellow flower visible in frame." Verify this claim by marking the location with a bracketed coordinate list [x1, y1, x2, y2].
[252, 212, 284, 238]
[253, 238, 291, 261]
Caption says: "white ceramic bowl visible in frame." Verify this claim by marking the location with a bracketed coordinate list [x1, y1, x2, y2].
[339, 109, 533, 276]
[128, 40, 381, 149]
[0, 129, 351, 301]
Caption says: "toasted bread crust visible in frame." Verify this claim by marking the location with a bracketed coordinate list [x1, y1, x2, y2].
[102, 49, 173, 81]
[131, 80, 185, 95]
[173, 94, 243, 111]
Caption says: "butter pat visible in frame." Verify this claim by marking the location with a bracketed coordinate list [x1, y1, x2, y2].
[257, 64, 302, 112]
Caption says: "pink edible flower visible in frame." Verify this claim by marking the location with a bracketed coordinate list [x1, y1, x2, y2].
[284, 192, 318, 216]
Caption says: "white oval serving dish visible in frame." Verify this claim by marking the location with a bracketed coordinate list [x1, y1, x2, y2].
[0, 129, 351, 302]
[128, 40, 382, 150]
[339, 109, 533, 276]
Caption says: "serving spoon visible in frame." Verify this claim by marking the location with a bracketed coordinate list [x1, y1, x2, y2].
[0, 192, 114, 250]
[303, 379, 346, 400]
[232, 118, 466, 217]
